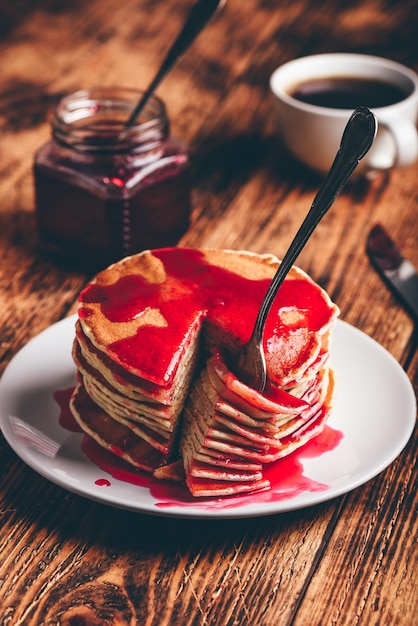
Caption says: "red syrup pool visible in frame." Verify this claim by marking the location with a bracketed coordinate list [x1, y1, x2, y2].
[54, 387, 83, 433]
[55, 387, 343, 510]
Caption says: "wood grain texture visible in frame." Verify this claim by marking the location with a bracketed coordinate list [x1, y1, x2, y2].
[0, 0, 416, 624]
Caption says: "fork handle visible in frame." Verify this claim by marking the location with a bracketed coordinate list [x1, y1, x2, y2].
[253, 106, 377, 341]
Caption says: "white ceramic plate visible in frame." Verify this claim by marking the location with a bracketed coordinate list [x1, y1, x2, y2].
[0, 316, 415, 519]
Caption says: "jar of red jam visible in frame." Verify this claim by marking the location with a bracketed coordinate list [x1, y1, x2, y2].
[34, 88, 191, 269]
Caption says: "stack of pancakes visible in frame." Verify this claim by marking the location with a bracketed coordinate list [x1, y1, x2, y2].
[181, 349, 334, 496]
[70, 248, 339, 495]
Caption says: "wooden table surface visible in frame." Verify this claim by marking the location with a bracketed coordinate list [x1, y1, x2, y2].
[0, 1, 417, 624]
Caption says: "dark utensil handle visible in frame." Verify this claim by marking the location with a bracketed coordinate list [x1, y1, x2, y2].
[253, 106, 377, 341]
[126, 0, 224, 127]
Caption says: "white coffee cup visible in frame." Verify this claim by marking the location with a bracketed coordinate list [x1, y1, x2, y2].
[269, 53, 418, 175]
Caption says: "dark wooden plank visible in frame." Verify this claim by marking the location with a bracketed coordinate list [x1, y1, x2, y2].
[0, 0, 416, 624]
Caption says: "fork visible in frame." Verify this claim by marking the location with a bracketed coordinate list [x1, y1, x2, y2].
[231, 106, 377, 393]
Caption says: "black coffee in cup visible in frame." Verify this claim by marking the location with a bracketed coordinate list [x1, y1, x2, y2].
[270, 53, 418, 173]
[289, 77, 411, 109]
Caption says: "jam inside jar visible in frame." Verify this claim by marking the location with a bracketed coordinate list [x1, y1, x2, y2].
[34, 88, 191, 270]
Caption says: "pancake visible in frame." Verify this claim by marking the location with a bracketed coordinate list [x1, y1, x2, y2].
[180, 350, 334, 496]
[71, 248, 339, 495]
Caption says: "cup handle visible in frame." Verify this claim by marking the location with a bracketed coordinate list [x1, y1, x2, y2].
[367, 119, 418, 171]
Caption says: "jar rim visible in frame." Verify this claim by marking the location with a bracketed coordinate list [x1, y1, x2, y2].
[52, 87, 169, 153]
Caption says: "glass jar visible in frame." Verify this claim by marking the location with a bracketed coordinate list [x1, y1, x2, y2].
[34, 88, 191, 270]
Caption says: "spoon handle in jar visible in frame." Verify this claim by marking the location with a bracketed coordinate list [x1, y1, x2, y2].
[126, 0, 225, 127]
